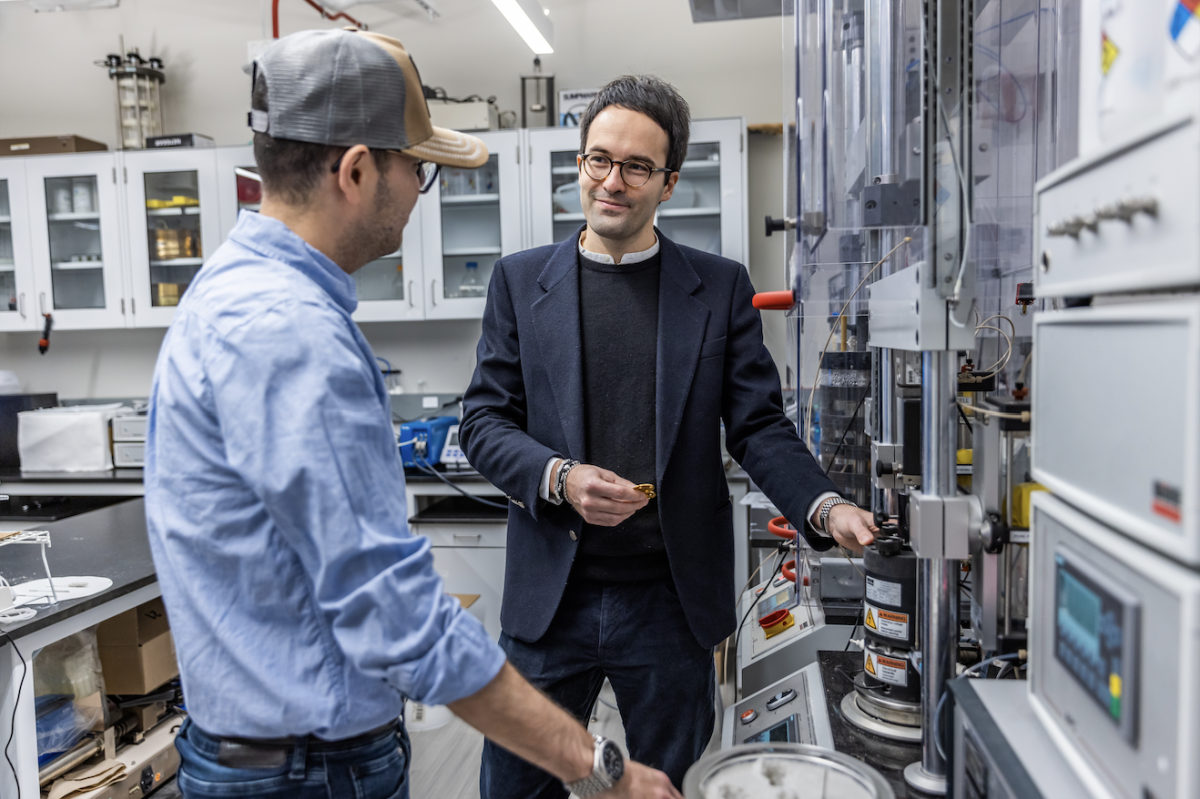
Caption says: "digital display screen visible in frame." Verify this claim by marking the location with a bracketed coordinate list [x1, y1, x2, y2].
[447, 430, 459, 446]
[757, 584, 796, 620]
[742, 715, 798, 745]
[1053, 551, 1139, 742]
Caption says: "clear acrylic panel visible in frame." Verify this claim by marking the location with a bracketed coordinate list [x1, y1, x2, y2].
[440, 155, 500, 300]
[657, 141, 722, 256]
[550, 150, 583, 244]
[44, 175, 104, 310]
[145, 170, 203, 307]
[0, 180, 13, 312]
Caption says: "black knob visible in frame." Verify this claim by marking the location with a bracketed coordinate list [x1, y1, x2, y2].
[875, 460, 895, 477]
[765, 215, 793, 237]
[873, 536, 904, 556]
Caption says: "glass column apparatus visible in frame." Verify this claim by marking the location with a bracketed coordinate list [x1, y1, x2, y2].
[100, 51, 165, 149]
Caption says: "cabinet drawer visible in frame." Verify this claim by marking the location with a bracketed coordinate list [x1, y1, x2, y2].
[429, 546, 507, 641]
[412, 522, 507, 548]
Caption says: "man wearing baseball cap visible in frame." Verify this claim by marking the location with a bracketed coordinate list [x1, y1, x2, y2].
[144, 30, 680, 799]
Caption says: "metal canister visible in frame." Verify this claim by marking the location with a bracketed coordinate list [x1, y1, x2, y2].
[861, 539, 918, 650]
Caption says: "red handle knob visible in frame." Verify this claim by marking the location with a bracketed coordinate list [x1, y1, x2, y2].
[752, 290, 796, 311]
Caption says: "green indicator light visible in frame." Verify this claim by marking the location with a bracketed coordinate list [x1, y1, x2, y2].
[1110, 695, 1121, 720]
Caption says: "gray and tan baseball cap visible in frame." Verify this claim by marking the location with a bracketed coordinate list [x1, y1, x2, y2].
[249, 29, 488, 169]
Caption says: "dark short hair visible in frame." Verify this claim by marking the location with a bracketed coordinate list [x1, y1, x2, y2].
[578, 76, 691, 174]
[251, 72, 388, 206]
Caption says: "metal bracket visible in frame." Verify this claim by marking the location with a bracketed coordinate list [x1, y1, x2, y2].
[908, 493, 983, 559]
[871, 442, 902, 489]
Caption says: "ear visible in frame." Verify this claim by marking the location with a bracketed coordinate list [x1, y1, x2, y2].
[333, 144, 376, 207]
[659, 170, 679, 204]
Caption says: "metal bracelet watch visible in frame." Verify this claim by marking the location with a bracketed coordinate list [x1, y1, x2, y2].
[564, 735, 625, 798]
[817, 497, 856, 533]
[554, 459, 581, 505]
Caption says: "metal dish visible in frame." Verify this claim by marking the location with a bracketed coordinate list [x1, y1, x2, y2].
[683, 743, 894, 799]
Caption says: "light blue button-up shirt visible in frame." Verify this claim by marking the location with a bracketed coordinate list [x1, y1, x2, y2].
[145, 212, 505, 740]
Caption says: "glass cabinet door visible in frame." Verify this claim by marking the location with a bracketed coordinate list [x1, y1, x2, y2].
[123, 149, 220, 327]
[656, 140, 724, 255]
[24, 153, 126, 330]
[0, 165, 37, 331]
[530, 120, 746, 265]
[215, 145, 427, 323]
[423, 129, 521, 320]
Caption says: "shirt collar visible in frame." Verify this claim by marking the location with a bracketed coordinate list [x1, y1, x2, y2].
[578, 230, 660, 266]
[229, 211, 358, 314]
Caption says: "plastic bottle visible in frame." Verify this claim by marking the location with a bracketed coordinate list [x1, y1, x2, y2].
[458, 262, 485, 298]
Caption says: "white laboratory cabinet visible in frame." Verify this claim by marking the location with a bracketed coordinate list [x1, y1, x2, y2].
[0, 120, 747, 330]
[23, 153, 127, 330]
[122, 148, 222, 328]
[0, 160, 36, 331]
[421, 129, 523, 320]
[528, 117, 748, 264]
[215, 144, 430, 323]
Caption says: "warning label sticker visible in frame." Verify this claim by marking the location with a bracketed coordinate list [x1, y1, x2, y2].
[866, 576, 902, 607]
[864, 602, 909, 641]
[865, 651, 909, 687]
[1153, 480, 1183, 523]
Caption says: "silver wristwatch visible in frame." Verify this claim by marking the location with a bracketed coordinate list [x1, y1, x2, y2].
[565, 735, 625, 797]
[817, 496, 856, 533]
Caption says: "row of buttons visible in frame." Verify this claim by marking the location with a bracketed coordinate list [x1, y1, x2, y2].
[738, 688, 797, 725]
[1045, 196, 1158, 238]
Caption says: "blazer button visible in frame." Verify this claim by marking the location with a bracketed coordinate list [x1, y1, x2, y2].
[569, 530, 578, 541]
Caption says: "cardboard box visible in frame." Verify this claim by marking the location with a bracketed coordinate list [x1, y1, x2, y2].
[97, 598, 179, 695]
[0, 135, 107, 157]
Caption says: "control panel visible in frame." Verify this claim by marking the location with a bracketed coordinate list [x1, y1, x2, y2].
[721, 662, 834, 750]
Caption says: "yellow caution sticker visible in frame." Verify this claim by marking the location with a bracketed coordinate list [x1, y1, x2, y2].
[864, 651, 908, 687]
[865, 602, 909, 640]
[1101, 32, 1120, 76]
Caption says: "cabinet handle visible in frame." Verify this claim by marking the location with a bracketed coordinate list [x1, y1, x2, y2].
[408, 280, 414, 308]
[121, 298, 126, 314]
[431, 279, 437, 307]
[17, 293, 25, 318]
[452, 533, 483, 541]
[38, 293, 46, 316]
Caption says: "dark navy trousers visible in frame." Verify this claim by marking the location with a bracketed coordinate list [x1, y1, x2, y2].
[480, 576, 715, 798]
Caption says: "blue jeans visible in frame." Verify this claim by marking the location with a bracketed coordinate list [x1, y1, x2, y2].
[480, 576, 715, 798]
[175, 717, 410, 799]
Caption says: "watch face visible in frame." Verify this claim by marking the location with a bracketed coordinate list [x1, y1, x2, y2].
[601, 740, 625, 782]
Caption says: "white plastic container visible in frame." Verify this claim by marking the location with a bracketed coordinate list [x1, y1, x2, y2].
[17, 404, 125, 472]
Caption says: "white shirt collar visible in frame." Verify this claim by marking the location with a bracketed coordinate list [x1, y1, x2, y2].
[578, 231, 660, 265]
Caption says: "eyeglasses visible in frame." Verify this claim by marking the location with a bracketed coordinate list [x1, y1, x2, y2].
[579, 153, 674, 187]
[330, 149, 440, 194]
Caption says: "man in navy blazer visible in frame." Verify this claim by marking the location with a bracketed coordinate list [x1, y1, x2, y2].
[461, 76, 878, 797]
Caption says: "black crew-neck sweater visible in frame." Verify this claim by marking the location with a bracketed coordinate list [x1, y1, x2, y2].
[573, 248, 669, 582]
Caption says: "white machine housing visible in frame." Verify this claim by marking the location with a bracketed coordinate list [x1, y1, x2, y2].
[1028, 493, 1200, 799]
[1035, 115, 1200, 298]
[1031, 300, 1200, 566]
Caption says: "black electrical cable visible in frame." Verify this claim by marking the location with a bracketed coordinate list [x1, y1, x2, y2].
[731, 545, 789, 667]
[3, 631, 26, 799]
[958, 402, 973, 430]
[843, 601, 864, 651]
[822, 390, 868, 477]
[413, 458, 509, 510]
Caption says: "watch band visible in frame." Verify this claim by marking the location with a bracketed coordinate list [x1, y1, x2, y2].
[555, 459, 581, 505]
[564, 735, 622, 798]
[818, 497, 856, 533]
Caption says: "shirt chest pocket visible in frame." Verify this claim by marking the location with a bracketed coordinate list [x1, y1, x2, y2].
[698, 336, 726, 360]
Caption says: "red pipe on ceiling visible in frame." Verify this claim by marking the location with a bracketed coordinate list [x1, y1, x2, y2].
[272, 0, 368, 39]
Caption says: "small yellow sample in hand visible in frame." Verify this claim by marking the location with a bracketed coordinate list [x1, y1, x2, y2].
[633, 484, 656, 500]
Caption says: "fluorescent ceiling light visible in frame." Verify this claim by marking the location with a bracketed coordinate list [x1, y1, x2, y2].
[488, 0, 553, 54]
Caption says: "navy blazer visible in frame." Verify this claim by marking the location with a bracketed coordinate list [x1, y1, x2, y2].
[460, 230, 838, 649]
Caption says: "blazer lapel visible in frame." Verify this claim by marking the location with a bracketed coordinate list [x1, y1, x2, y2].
[531, 232, 586, 461]
[656, 234, 710, 482]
